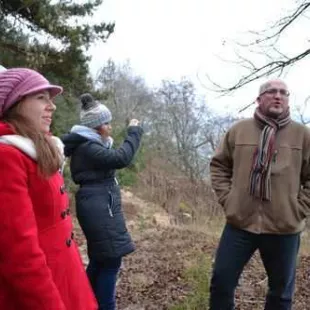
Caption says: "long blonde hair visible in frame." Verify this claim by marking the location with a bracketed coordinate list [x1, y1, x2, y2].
[2, 103, 62, 177]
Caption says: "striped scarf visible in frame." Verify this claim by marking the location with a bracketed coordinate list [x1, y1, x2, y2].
[249, 107, 291, 201]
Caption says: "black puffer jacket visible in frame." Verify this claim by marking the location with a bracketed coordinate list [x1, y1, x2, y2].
[62, 126, 143, 261]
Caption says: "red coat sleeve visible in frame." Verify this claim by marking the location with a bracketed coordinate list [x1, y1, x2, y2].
[0, 146, 66, 310]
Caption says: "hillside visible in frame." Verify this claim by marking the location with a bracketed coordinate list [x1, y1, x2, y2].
[73, 189, 310, 310]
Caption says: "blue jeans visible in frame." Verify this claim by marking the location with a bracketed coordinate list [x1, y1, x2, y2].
[87, 257, 122, 310]
[209, 223, 300, 310]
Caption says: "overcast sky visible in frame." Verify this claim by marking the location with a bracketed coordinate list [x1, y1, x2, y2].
[88, 0, 310, 118]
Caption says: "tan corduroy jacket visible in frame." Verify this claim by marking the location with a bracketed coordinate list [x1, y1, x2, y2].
[210, 118, 310, 234]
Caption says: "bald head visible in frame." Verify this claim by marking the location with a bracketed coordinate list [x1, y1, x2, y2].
[258, 79, 288, 96]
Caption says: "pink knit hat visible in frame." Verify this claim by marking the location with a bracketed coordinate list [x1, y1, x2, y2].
[0, 68, 63, 117]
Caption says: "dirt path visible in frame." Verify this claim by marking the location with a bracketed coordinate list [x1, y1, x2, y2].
[116, 226, 215, 310]
[73, 191, 310, 310]
[115, 227, 310, 310]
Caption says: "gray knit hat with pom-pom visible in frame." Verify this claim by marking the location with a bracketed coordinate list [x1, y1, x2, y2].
[79, 93, 112, 129]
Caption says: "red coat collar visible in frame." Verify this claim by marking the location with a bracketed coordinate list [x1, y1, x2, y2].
[0, 122, 15, 136]
[0, 121, 53, 137]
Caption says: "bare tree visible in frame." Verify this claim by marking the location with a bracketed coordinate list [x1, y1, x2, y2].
[96, 59, 154, 128]
[201, 115, 238, 152]
[294, 96, 310, 125]
[96, 60, 239, 180]
[153, 79, 237, 179]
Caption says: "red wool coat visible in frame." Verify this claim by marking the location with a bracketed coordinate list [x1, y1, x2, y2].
[0, 122, 97, 310]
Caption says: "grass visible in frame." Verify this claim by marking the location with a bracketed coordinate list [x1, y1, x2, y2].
[168, 216, 310, 310]
[169, 255, 212, 310]
[300, 229, 310, 256]
[187, 216, 225, 239]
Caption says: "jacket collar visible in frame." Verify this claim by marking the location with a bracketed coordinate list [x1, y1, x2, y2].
[0, 135, 37, 160]
[0, 134, 64, 162]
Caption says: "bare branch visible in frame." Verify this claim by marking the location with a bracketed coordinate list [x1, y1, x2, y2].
[192, 139, 210, 149]
[234, 50, 258, 70]
[246, 2, 310, 46]
[238, 101, 256, 113]
[273, 47, 290, 60]
[213, 48, 310, 94]
[200, 1, 310, 100]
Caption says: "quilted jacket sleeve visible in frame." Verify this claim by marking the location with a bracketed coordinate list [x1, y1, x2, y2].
[88, 126, 144, 169]
[0, 146, 66, 310]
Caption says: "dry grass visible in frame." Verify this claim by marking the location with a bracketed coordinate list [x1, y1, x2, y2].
[134, 163, 310, 256]
[300, 230, 310, 256]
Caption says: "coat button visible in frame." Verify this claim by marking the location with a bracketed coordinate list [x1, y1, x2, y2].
[66, 238, 72, 247]
[61, 210, 66, 219]
[60, 184, 66, 194]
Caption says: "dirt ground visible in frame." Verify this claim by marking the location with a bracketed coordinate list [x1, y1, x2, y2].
[73, 190, 310, 310]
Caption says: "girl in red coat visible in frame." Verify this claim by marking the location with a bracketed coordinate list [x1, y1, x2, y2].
[0, 68, 98, 310]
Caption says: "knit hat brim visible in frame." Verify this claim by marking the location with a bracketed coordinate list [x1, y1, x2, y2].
[22, 84, 63, 98]
[80, 106, 112, 128]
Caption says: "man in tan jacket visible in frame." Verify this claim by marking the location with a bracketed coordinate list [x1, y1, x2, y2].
[209, 79, 310, 310]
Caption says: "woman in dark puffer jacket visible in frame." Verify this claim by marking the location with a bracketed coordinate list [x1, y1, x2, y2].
[62, 93, 143, 310]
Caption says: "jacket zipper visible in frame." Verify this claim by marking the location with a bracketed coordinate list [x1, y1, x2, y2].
[108, 191, 114, 217]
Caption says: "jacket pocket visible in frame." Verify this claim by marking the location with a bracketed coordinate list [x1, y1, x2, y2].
[271, 145, 302, 176]
[107, 191, 114, 217]
[297, 196, 307, 220]
[223, 188, 256, 226]
[223, 190, 232, 211]
[109, 188, 122, 215]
